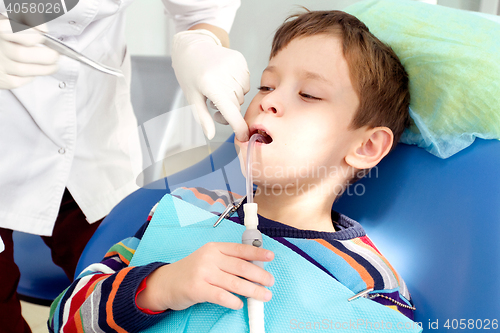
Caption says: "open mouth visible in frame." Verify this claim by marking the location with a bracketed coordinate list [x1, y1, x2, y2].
[250, 128, 273, 144]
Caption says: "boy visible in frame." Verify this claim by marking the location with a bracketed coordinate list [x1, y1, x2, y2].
[49, 10, 414, 332]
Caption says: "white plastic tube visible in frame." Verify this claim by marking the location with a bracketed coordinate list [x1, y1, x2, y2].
[243, 133, 265, 333]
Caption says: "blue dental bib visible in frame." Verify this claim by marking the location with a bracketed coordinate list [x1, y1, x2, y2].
[130, 194, 422, 332]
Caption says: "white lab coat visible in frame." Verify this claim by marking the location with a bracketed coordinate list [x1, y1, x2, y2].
[0, 0, 240, 236]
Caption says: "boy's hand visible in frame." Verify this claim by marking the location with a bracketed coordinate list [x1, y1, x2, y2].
[136, 242, 275, 312]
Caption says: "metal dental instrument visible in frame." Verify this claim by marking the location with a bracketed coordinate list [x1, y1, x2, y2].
[0, 12, 123, 77]
[42, 33, 123, 77]
[213, 197, 245, 227]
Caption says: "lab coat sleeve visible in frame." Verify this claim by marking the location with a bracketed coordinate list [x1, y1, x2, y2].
[161, 0, 241, 33]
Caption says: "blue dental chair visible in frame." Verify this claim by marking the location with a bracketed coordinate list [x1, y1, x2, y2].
[15, 56, 500, 333]
[76, 134, 500, 331]
[333, 138, 500, 328]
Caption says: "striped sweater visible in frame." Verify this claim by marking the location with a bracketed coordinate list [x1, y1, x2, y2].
[49, 187, 415, 332]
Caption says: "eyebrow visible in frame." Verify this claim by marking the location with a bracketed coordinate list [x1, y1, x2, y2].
[263, 66, 333, 86]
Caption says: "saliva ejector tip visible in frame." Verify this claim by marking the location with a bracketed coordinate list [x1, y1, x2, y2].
[246, 133, 268, 204]
[249, 130, 272, 144]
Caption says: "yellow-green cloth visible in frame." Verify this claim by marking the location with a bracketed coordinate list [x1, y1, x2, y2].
[345, 0, 500, 158]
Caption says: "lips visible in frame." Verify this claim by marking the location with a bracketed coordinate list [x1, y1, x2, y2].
[249, 125, 273, 144]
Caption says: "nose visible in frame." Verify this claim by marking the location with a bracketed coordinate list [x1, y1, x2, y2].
[259, 91, 283, 116]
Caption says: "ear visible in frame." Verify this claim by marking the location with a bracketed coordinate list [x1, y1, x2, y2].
[345, 127, 394, 170]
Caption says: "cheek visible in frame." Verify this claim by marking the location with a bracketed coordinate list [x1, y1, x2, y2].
[288, 118, 343, 163]
[244, 96, 262, 121]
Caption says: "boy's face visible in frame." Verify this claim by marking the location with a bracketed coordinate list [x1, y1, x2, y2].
[236, 34, 361, 187]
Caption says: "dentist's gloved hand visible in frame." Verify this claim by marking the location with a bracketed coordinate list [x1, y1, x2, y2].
[171, 29, 250, 142]
[0, 15, 59, 89]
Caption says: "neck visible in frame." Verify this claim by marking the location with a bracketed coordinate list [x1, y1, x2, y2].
[252, 180, 340, 232]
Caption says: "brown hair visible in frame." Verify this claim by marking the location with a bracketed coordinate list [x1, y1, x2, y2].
[271, 10, 411, 183]
[272, 10, 410, 147]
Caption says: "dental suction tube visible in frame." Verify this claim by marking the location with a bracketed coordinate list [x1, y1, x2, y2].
[242, 133, 266, 333]
[246, 134, 263, 204]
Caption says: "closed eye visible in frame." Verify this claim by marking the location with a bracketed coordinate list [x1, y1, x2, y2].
[257, 86, 274, 92]
[300, 92, 321, 100]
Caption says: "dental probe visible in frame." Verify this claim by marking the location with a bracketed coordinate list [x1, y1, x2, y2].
[242, 133, 266, 333]
[0, 13, 123, 77]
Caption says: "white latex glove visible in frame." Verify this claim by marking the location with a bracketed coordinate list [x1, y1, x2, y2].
[171, 29, 250, 141]
[0, 15, 59, 89]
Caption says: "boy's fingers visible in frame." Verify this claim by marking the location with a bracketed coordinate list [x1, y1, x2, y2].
[217, 242, 274, 262]
[224, 276, 272, 303]
[202, 284, 244, 310]
[218, 256, 274, 287]
[206, 270, 272, 306]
